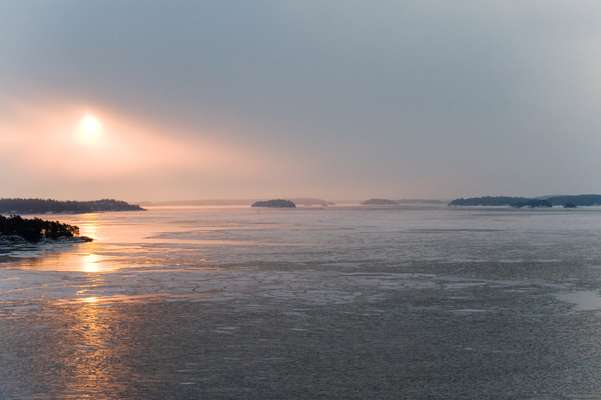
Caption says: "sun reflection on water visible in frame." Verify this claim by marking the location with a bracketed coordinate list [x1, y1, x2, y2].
[10, 248, 118, 273]
[81, 296, 99, 304]
[76, 215, 113, 273]
[56, 292, 133, 397]
[78, 214, 99, 240]
[82, 253, 102, 273]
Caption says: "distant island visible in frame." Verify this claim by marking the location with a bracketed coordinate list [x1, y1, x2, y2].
[251, 199, 296, 208]
[0, 198, 145, 214]
[449, 196, 529, 207]
[0, 215, 92, 243]
[449, 194, 601, 208]
[361, 198, 399, 206]
[141, 198, 334, 207]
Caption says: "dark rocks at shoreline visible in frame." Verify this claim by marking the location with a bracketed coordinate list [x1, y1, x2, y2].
[0, 235, 93, 245]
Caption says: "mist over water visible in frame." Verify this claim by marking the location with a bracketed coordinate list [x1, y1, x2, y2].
[1, 205, 601, 398]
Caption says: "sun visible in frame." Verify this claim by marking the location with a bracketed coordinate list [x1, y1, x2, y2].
[78, 113, 103, 144]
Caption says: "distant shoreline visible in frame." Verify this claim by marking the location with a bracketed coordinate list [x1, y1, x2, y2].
[0, 198, 145, 215]
[449, 194, 601, 208]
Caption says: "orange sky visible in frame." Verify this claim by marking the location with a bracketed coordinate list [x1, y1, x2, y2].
[0, 102, 293, 201]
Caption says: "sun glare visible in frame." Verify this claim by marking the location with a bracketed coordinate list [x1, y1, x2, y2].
[78, 114, 102, 144]
[82, 253, 101, 273]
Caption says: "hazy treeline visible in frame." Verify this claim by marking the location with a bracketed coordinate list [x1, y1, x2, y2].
[0, 198, 144, 214]
[449, 197, 530, 206]
[449, 194, 601, 207]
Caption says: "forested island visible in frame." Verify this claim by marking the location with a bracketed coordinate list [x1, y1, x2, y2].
[449, 194, 601, 208]
[0, 215, 91, 243]
[449, 196, 530, 207]
[0, 198, 145, 214]
[511, 199, 552, 208]
[251, 199, 296, 208]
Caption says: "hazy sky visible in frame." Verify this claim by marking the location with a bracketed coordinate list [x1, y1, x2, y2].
[2, 0, 601, 201]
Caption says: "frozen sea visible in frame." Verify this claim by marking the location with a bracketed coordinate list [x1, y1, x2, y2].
[2, 205, 601, 399]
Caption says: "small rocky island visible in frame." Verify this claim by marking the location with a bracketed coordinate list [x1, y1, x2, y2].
[0, 198, 145, 214]
[361, 198, 399, 206]
[251, 199, 296, 208]
[0, 215, 92, 243]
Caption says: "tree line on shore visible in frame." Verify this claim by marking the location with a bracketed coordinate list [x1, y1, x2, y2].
[0, 215, 80, 242]
[449, 194, 601, 208]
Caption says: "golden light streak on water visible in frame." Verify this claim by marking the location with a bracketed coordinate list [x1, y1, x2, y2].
[81, 254, 102, 273]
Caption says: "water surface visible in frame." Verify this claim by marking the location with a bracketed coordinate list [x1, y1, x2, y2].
[1, 205, 601, 399]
